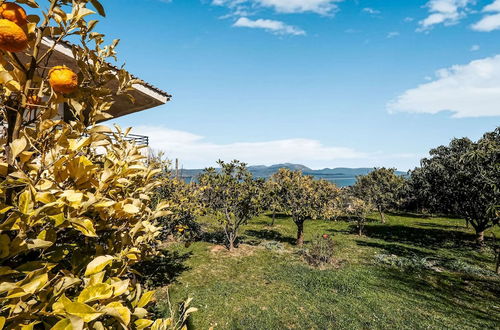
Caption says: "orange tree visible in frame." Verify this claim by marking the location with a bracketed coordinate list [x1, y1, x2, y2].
[0, 1, 195, 328]
[269, 169, 338, 246]
[198, 160, 262, 251]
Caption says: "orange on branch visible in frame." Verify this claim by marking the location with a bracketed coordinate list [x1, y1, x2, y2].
[48, 66, 78, 94]
[0, 19, 28, 52]
[0, 2, 27, 26]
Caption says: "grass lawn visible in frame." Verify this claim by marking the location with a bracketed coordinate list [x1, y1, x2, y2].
[154, 213, 500, 329]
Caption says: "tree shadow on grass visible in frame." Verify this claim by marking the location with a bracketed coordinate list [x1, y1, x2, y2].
[386, 211, 432, 219]
[244, 229, 296, 245]
[356, 240, 438, 259]
[363, 224, 478, 249]
[135, 250, 192, 289]
[415, 222, 465, 230]
[372, 266, 500, 327]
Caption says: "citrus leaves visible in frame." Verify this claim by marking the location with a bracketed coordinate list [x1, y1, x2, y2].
[85, 255, 113, 276]
[0, 0, 196, 328]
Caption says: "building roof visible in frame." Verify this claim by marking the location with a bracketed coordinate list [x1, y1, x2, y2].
[37, 38, 171, 120]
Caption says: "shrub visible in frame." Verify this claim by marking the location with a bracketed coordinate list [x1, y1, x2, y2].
[301, 235, 335, 267]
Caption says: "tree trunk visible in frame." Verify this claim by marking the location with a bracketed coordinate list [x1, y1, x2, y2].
[295, 220, 304, 246]
[358, 219, 364, 236]
[496, 248, 500, 275]
[475, 230, 485, 247]
[465, 218, 470, 228]
[271, 209, 276, 227]
[378, 206, 385, 224]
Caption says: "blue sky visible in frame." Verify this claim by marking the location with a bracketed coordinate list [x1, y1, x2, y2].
[88, 0, 500, 170]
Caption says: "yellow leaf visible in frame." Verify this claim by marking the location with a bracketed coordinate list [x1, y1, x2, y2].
[26, 238, 53, 250]
[134, 319, 153, 329]
[62, 299, 103, 323]
[0, 282, 17, 294]
[20, 273, 48, 294]
[71, 218, 97, 237]
[103, 302, 131, 326]
[133, 307, 148, 319]
[123, 204, 139, 214]
[84, 255, 114, 276]
[10, 137, 27, 160]
[20, 321, 40, 330]
[110, 279, 129, 297]
[0, 266, 17, 276]
[0, 203, 13, 214]
[49, 213, 65, 227]
[77, 283, 113, 303]
[62, 190, 84, 204]
[0, 316, 5, 330]
[51, 318, 72, 330]
[18, 190, 34, 215]
[137, 290, 155, 308]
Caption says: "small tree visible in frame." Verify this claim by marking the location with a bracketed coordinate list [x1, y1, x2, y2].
[270, 169, 322, 246]
[340, 193, 372, 236]
[262, 176, 283, 226]
[198, 160, 261, 251]
[353, 168, 405, 223]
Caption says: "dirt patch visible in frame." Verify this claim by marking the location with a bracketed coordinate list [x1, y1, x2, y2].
[209, 243, 261, 257]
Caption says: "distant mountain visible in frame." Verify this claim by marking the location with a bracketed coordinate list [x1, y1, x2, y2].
[180, 164, 408, 187]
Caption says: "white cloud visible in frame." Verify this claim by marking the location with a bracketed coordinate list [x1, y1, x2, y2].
[233, 17, 306, 35]
[388, 55, 500, 118]
[213, 0, 343, 15]
[362, 7, 381, 15]
[483, 0, 500, 12]
[418, 0, 473, 31]
[131, 126, 370, 169]
[387, 31, 400, 38]
[472, 0, 500, 31]
[470, 44, 480, 51]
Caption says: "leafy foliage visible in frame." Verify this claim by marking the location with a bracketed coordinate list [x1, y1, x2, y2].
[155, 176, 203, 242]
[198, 160, 262, 250]
[0, 1, 195, 328]
[339, 194, 371, 236]
[352, 168, 405, 223]
[269, 169, 339, 246]
[407, 128, 500, 244]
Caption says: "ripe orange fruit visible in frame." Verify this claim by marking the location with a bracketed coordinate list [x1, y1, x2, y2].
[0, 3, 28, 26]
[48, 66, 78, 94]
[0, 19, 28, 52]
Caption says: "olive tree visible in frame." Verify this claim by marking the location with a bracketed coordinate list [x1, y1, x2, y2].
[353, 168, 405, 223]
[198, 160, 262, 251]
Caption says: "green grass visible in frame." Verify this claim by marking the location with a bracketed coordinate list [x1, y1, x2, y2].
[155, 213, 500, 329]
